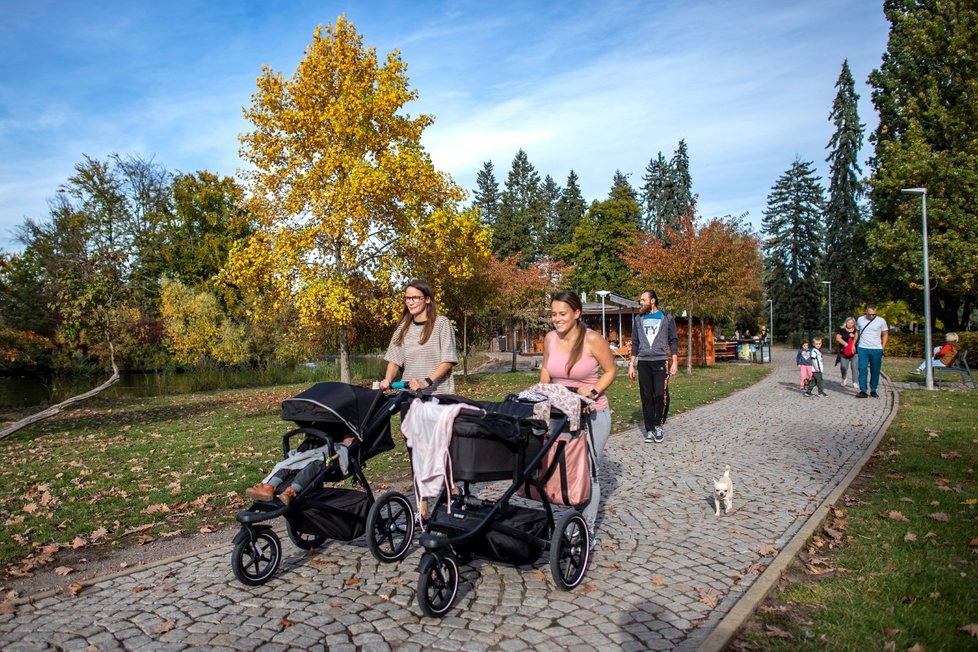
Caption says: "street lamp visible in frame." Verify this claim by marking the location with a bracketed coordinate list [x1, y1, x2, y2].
[768, 299, 774, 343]
[596, 290, 610, 339]
[821, 281, 832, 352]
[901, 187, 934, 390]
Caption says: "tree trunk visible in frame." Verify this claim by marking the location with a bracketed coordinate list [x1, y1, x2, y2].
[0, 344, 121, 442]
[699, 315, 707, 367]
[339, 324, 351, 384]
[462, 312, 468, 378]
[510, 318, 518, 373]
[686, 302, 695, 374]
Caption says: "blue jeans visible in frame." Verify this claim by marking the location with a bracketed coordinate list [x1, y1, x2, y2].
[858, 348, 884, 393]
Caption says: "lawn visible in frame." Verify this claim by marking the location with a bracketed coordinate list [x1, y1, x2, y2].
[734, 358, 978, 651]
[0, 362, 768, 574]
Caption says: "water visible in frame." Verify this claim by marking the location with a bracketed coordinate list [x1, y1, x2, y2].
[0, 356, 389, 409]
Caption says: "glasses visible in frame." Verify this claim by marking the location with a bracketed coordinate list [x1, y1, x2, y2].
[404, 295, 425, 303]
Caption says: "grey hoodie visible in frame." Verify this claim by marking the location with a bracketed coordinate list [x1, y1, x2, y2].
[630, 310, 679, 361]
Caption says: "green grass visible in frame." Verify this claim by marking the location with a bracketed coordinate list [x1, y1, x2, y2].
[0, 363, 768, 570]
[737, 365, 978, 651]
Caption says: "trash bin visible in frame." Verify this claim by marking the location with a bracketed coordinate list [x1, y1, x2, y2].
[498, 336, 506, 353]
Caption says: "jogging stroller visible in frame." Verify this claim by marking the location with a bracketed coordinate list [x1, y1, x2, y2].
[231, 382, 416, 585]
[409, 394, 592, 617]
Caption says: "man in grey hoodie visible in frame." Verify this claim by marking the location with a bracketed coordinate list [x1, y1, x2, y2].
[629, 290, 679, 443]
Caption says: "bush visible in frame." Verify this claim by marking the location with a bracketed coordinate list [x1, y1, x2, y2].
[886, 331, 978, 358]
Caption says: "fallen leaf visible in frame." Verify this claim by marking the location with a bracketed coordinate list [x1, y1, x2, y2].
[66, 582, 83, 596]
[928, 512, 949, 522]
[904, 532, 917, 542]
[53, 566, 74, 576]
[698, 587, 718, 608]
[929, 591, 940, 599]
[344, 577, 359, 586]
[758, 544, 779, 557]
[960, 624, 978, 638]
[652, 575, 665, 586]
[646, 491, 662, 498]
[279, 618, 297, 629]
[152, 620, 176, 634]
[71, 536, 87, 549]
[532, 569, 546, 581]
[883, 641, 895, 651]
[763, 625, 792, 639]
[583, 584, 598, 593]
[0, 603, 16, 615]
[884, 511, 910, 522]
[970, 538, 978, 548]
[908, 644, 924, 652]
[882, 626, 901, 636]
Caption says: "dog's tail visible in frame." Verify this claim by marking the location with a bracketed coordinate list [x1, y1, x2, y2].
[723, 464, 731, 477]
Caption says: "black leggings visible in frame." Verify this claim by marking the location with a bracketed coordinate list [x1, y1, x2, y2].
[637, 359, 670, 431]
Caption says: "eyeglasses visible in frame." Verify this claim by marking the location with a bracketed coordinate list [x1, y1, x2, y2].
[405, 295, 425, 303]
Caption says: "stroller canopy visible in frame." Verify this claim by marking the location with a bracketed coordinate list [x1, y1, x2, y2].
[281, 382, 386, 440]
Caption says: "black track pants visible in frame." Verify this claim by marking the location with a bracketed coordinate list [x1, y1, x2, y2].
[637, 359, 669, 431]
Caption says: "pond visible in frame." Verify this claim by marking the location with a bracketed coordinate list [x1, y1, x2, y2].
[0, 356, 390, 409]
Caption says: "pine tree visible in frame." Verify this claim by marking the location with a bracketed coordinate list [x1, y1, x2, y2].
[551, 170, 586, 249]
[474, 161, 499, 228]
[761, 159, 825, 337]
[610, 170, 638, 202]
[539, 174, 561, 257]
[666, 139, 693, 229]
[640, 153, 669, 236]
[866, 0, 978, 329]
[494, 149, 544, 264]
[824, 60, 865, 325]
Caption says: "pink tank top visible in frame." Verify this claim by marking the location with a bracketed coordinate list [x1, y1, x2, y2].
[545, 330, 609, 411]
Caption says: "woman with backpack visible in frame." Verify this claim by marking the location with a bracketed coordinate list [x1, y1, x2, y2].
[835, 316, 859, 388]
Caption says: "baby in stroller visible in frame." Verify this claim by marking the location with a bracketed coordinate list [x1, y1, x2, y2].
[245, 432, 356, 504]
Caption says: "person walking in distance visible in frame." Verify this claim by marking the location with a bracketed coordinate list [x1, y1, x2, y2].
[855, 304, 888, 398]
[629, 290, 679, 443]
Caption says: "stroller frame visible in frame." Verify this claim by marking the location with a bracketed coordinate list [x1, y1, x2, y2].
[230, 383, 416, 586]
[410, 394, 592, 617]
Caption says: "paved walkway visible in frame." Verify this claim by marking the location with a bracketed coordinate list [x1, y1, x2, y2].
[0, 348, 896, 651]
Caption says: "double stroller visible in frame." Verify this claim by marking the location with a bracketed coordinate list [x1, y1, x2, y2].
[407, 393, 593, 617]
[230, 382, 417, 585]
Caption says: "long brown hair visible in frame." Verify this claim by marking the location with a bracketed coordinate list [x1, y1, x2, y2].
[395, 279, 437, 346]
[552, 290, 586, 375]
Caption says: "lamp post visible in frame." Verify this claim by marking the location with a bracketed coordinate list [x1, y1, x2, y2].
[596, 290, 610, 339]
[768, 299, 774, 343]
[901, 187, 934, 390]
[821, 281, 832, 352]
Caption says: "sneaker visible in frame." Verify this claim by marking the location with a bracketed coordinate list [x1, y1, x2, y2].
[819, 392, 828, 397]
[870, 391, 879, 398]
[910, 369, 922, 375]
[279, 486, 298, 505]
[589, 535, 598, 551]
[644, 430, 655, 443]
[652, 426, 664, 443]
[804, 390, 813, 397]
[855, 391, 868, 399]
[245, 483, 275, 501]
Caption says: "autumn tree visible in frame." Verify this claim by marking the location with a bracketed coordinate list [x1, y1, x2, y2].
[623, 207, 763, 372]
[229, 17, 464, 382]
[159, 278, 249, 366]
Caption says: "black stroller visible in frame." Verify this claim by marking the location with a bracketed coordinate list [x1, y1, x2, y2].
[231, 382, 416, 585]
[409, 394, 592, 617]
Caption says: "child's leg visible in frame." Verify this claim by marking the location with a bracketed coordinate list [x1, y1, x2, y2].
[814, 372, 825, 394]
[288, 457, 326, 493]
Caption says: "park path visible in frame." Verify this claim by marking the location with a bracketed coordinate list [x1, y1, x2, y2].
[0, 347, 895, 651]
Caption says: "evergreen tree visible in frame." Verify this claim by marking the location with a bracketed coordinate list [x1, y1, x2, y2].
[761, 159, 826, 336]
[474, 161, 499, 228]
[495, 149, 545, 264]
[640, 152, 669, 236]
[824, 60, 865, 324]
[610, 170, 638, 203]
[666, 139, 693, 230]
[539, 174, 561, 257]
[551, 170, 586, 249]
[866, 0, 978, 329]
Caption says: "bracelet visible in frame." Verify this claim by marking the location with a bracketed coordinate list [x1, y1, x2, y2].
[628, 362, 634, 366]
[424, 377, 434, 387]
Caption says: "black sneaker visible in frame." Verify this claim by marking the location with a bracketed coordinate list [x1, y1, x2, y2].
[870, 391, 879, 398]
[856, 391, 868, 398]
[804, 390, 813, 397]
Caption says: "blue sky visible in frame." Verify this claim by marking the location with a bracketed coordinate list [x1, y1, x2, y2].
[0, 1, 890, 252]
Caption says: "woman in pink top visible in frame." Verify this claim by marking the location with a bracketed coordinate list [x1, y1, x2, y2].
[540, 290, 616, 547]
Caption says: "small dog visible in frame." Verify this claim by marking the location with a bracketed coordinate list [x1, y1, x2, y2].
[713, 465, 733, 516]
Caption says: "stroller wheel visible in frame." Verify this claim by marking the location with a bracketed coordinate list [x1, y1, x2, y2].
[416, 552, 459, 618]
[550, 510, 590, 591]
[287, 522, 327, 550]
[366, 491, 415, 563]
[231, 527, 282, 585]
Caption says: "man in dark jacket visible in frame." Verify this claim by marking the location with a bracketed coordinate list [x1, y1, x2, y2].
[629, 290, 679, 443]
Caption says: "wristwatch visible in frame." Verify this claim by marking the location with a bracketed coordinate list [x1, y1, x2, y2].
[589, 388, 599, 399]
[424, 377, 434, 387]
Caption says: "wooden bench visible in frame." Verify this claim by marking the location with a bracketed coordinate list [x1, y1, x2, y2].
[935, 348, 976, 389]
[714, 340, 737, 362]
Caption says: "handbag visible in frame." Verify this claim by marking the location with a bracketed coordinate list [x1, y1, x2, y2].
[520, 421, 594, 508]
[842, 336, 856, 358]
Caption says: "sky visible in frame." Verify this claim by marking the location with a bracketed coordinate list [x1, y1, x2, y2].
[0, 1, 891, 253]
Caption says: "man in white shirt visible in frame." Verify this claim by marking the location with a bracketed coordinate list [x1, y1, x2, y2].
[855, 304, 889, 398]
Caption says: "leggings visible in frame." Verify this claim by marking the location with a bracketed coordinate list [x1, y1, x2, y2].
[582, 407, 611, 534]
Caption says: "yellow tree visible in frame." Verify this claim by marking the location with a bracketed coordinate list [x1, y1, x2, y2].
[622, 207, 762, 372]
[228, 17, 464, 381]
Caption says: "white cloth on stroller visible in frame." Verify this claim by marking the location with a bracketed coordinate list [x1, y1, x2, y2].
[401, 397, 478, 514]
[518, 383, 594, 431]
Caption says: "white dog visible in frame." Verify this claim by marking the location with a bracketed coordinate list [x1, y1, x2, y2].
[713, 465, 733, 516]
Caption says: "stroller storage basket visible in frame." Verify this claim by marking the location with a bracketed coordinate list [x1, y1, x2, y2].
[429, 502, 547, 566]
[287, 488, 369, 541]
[450, 412, 543, 482]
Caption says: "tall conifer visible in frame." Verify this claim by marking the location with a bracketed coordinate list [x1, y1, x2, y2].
[474, 161, 499, 228]
[495, 149, 544, 264]
[551, 170, 586, 249]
